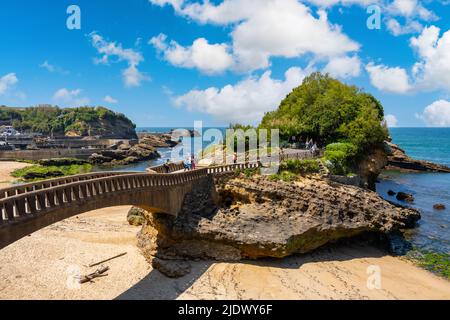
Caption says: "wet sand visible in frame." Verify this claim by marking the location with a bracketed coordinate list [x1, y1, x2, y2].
[0, 162, 449, 300]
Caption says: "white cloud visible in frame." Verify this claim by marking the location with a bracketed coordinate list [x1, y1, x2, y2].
[417, 100, 450, 127]
[174, 67, 308, 123]
[150, 0, 260, 24]
[386, 18, 422, 36]
[39, 61, 69, 75]
[384, 114, 398, 127]
[323, 56, 361, 79]
[384, 0, 436, 36]
[104, 95, 118, 104]
[0, 73, 18, 95]
[388, 0, 435, 20]
[304, 0, 435, 37]
[89, 32, 149, 87]
[151, 0, 359, 72]
[410, 26, 450, 91]
[150, 34, 233, 74]
[366, 62, 411, 94]
[53, 88, 90, 107]
[306, 0, 377, 7]
[307, 0, 436, 21]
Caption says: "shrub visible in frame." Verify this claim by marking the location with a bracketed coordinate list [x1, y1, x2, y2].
[235, 167, 259, 178]
[323, 142, 358, 175]
[37, 158, 88, 166]
[269, 171, 297, 182]
[279, 159, 320, 175]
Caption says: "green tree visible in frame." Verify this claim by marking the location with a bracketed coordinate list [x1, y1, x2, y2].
[260, 72, 388, 152]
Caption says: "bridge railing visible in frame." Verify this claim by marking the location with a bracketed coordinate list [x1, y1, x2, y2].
[0, 172, 137, 200]
[280, 149, 323, 161]
[206, 162, 260, 174]
[0, 169, 212, 226]
[149, 162, 185, 174]
[0, 150, 322, 226]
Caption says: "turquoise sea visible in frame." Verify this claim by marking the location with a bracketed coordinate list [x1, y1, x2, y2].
[124, 127, 449, 255]
[377, 128, 450, 255]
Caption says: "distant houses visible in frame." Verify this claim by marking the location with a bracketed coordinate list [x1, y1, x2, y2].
[0, 125, 21, 137]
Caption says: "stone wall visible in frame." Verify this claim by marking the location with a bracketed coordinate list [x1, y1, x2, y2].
[0, 148, 103, 161]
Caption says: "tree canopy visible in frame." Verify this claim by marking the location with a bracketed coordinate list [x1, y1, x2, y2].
[259, 72, 388, 152]
[0, 105, 136, 137]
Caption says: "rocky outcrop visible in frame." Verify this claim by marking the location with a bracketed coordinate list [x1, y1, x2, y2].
[137, 133, 180, 148]
[127, 207, 147, 226]
[396, 192, 415, 203]
[433, 204, 446, 211]
[170, 129, 201, 138]
[138, 174, 420, 271]
[89, 139, 160, 166]
[356, 146, 388, 190]
[385, 141, 450, 173]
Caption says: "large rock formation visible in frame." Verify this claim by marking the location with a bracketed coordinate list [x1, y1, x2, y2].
[356, 146, 388, 190]
[89, 139, 160, 166]
[385, 141, 450, 173]
[136, 133, 179, 148]
[138, 173, 420, 270]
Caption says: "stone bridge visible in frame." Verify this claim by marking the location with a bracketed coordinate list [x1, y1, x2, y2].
[0, 162, 261, 249]
[0, 149, 318, 250]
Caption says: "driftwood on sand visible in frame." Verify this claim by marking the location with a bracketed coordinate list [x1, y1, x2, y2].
[79, 266, 110, 284]
[88, 252, 127, 268]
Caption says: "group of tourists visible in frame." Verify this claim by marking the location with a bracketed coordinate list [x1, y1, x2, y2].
[161, 155, 197, 173]
[289, 136, 320, 155]
[182, 155, 196, 171]
[305, 138, 318, 153]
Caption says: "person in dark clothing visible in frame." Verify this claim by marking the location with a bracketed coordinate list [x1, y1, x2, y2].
[163, 159, 171, 173]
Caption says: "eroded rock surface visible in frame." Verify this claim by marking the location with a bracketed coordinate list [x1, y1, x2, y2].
[138, 174, 420, 267]
[385, 141, 450, 173]
[89, 139, 160, 165]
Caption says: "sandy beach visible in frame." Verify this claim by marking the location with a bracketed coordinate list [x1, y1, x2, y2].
[0, 162, 449, 300]
[0, 161, 31, 189]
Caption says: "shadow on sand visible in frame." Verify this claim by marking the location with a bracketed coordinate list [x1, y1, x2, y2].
[115, 239, 388, 300]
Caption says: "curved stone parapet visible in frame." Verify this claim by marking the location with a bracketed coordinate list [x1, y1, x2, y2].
[0, 150, 318, 249]
[0, 163, 259, 249]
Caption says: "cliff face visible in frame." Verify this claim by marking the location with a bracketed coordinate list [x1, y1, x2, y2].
[137, 174, 420, 269]
[356, 145, 388, 190]
[64, 117, 138, 139]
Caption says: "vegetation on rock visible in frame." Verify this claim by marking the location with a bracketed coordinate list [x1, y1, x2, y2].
[280, 159, 320, 175]
[0, 105, 137, 138]
[408, 250, 450, 280]
[323, 142, 358, 175]
[12, 163, 92, 182]
[260, 73, 388, 175]
[36, 158, 89, 166]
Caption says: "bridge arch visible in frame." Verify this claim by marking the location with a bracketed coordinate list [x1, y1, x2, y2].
[0, 169, 215, 250]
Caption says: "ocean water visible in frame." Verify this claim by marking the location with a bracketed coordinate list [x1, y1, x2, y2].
[388, 128, 450, 166]
[377, 128, 450, 254]
[108, 127, 225, 171]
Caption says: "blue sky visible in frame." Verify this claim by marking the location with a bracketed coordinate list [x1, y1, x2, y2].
[0, 0, 449, 127]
